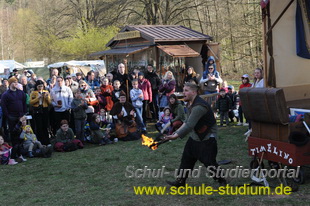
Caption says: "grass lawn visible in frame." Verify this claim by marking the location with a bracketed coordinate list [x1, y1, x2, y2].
[1, 122, 309, 206]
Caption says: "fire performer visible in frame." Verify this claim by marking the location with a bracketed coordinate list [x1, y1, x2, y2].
[165, 82, 226, 187]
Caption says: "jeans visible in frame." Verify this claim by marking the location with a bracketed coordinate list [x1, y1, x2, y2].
[219, 111, 229, 125]
[75, 119, 86, 141]
[135, 107, 146, 131]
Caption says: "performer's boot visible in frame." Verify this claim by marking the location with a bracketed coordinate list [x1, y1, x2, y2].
[166, 178, 186, 187]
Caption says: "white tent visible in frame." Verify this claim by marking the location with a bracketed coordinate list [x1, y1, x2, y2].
[47, 60, 106, 76]
[265, 0, 310, 102]
[0, 60, 26, 72]
[47, 60, 105, 68]
[0, 63, 9, 73]
[47, 62, 66, 68]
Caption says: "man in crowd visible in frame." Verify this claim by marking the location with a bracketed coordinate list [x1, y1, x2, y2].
[46, 68, 59, 85]
[66, 74, 79, 93]
[1, 77, 27, 146]
[19, 75, 33, 94]
[113, 63, 130, 93]
[75, 72, 84, 83]
[165, 82, 226, 187]
[145, 64, 161, 120]
[85, 71, 100, 91]
[0, 79, 9, 97]
[105, 73, 114, 85]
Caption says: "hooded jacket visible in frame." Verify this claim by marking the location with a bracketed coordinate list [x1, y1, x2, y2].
[200, 56, 222, 92]
[204, 56, 217, 76]
[51, 83, 73, 112]
[138, 78, 152, 102]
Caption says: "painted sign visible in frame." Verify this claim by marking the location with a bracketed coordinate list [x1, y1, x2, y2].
[249, 142, 294, 164]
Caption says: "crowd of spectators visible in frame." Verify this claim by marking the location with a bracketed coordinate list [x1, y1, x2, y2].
[0, 61, 263, 165]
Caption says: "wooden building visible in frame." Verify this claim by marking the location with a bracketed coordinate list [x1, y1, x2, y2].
[90, 25, 219, 88]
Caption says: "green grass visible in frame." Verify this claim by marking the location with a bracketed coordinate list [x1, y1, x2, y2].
[1, 123, 309, 205]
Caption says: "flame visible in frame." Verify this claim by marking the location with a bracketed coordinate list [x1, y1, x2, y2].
[141, 134, 158, 150]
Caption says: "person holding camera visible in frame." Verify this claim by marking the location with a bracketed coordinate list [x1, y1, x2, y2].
[50, 76, 73, 135]
[30, 80, 51, 145]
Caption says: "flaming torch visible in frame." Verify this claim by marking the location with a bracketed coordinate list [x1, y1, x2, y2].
[141, 134, 169, 150]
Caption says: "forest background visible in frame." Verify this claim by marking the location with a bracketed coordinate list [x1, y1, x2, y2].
[0, 0, 262, 79]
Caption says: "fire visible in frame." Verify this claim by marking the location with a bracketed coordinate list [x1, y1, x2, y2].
[141, 134, 158, 150]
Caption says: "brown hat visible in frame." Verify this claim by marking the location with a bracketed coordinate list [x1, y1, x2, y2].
[8, 77, 18, 85]
[119, 91, 126, 97]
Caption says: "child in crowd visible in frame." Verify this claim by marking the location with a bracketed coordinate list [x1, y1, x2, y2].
[100, 77, 114, 111]
[54, 120, 84, 152]
[99, 109, 112, 128]
[20, 125, 43, 158]
[220, 80, 229, 93]
[94, 87, 107, 113]
[89, 114, 113, 145]
[130, 79, 146, 134]
[156, 107, 173, 134]
[227, 85, 239, 123]
[71, 90, 88, 141]
[216, 88, 232, 127]
[237, 74, 252, 126]
[0, 135, 18, 165]
[112, 80, 124, 103]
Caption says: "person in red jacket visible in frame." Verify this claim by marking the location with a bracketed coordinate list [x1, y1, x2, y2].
[138, 72, 152, 125]
[237, 74, 252, 126]
[100, 78, 114, 112]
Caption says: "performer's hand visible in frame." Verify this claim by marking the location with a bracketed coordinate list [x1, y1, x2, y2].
[164, 133, 179, 141]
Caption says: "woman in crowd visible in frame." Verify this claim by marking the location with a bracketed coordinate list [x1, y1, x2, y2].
[183, 66, 198, 84]
[168, 94, 185, 133]
[78, 80, 96, 123]
[159, 71, 176, 110]
[252, 68, 264, 88]
[29, 80, 51, 145]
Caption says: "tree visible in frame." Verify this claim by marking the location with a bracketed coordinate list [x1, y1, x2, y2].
[11, 8, 39, 62]
[54, 25, 119, 59]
